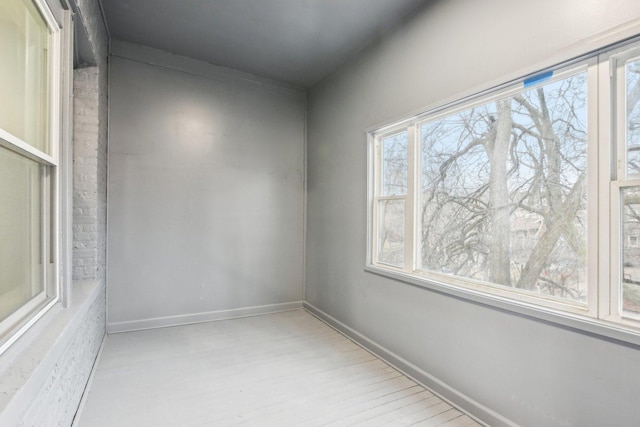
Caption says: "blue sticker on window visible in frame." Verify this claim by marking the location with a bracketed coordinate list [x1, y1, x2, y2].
[523, 70, 554, 88]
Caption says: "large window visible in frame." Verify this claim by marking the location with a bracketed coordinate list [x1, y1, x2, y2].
[0, 0, 63, 352]
[369, 40, 640, 333]
[612, 48, 640, 324]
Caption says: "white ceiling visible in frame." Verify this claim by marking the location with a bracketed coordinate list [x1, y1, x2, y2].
[101, 0, 430, 88]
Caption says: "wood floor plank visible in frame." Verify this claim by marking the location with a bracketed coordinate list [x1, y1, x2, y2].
[195, 366, 408, 426]
[75, 309, 483, 427]
[413, 407, 462, 427]
[358, 394, 443, 426]
[442, 414, 483, 427]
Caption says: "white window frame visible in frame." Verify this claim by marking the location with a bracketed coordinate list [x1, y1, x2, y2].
[0, 0, 70, 355]
[372, 126, 416, 271]
[367, 36, 640, 344]
[607, 43, 640, 328]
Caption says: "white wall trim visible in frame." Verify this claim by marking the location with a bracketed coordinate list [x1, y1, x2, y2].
[110, 40, 306, 98]
[107, 301, 304, 333]
[303, 302, 516, 427]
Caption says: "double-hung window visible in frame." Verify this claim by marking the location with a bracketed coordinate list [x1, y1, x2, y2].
[0, 0, 64, 352]
[610, 45, 640, 326]
[368, 38, 640, 336]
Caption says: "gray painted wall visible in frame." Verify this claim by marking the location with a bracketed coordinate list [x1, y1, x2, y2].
[107, 45, 306, 330]
[305, 1, 640, 426]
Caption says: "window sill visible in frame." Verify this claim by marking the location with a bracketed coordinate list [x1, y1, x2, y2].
[365, 265, 640, 348]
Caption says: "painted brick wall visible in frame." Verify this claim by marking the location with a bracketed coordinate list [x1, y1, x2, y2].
[73, 67, 98, 279]
[72, 0, 108, 283]
[17, 290, 106, 427]
[73, 68, 103, 280]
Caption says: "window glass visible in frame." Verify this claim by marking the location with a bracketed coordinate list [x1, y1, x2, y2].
[0, 0, 50, 153]
[381, 132, 408, 196]
[627, 57, 640, 177]
[419, 73, 588, 302]
[0, 147, 44, 323]
[622, 187, 640, 315]
[378, 199, 405, 267]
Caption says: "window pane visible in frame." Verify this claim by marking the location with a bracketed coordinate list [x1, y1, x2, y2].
[378, 199, 404, 267]
[381, 132, 408, 196]
[420, 72, 588, 302]
[622, 187, 640, 315]
[0, 147, 44, 323]
[628, 58, 640, 177]
[0, 0, 50, 153]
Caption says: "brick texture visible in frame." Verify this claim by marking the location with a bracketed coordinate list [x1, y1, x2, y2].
[72, 0, 108, 282]
[72, 67, 101, 280]
[17, 291, 106, 427]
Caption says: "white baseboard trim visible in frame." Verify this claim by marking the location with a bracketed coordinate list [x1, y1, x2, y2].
[303, 302, 517, 427]
[107, 301, 304, 333]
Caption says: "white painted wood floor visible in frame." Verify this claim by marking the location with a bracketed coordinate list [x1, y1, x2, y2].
[74, 309, 482, 427]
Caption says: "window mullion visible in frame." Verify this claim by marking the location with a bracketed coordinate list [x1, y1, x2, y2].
[602, 55, 623, 321]
[585, 57, 603, 319]
[589, 55, 616, 319]
[371, 137, 381, 265]
[609, 181, 623, 321]
[404, 125, 416, 273]
[41, 165, 49, 295]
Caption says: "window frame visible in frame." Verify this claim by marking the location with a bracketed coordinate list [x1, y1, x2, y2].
[366, 37, 640, 344]
[607, 43, 640, 328]
[0, 0, 68, 355]
[372, 126, 416, 270]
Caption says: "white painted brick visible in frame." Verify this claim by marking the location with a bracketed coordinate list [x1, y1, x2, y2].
[77, 224, 97, 233]
[72, 63, 103, 283]
[74, 156, 98, 167]
[74, 233, 98, 247]
[18, 292, 106, 427]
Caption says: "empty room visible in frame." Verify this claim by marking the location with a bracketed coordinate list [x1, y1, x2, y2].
[2, 0, 640, 426]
